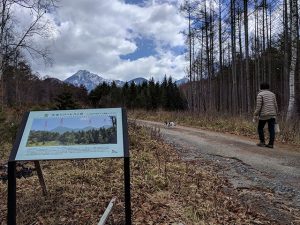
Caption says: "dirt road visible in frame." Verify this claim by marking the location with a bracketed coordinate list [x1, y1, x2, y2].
[136, 119, 300, 224]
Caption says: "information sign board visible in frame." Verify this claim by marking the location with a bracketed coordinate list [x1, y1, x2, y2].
[10, 108, 127, 161]
[7, 108, 131, 225]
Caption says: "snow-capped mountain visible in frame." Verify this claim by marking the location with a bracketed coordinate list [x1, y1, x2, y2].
[64, 70, 187, 92]
[64, 70, 106, 91]
[113, 79, 126, 87]
[128, 77, 148, 85]
[175, 77, 189, 86]
[64, 70, 124, 92]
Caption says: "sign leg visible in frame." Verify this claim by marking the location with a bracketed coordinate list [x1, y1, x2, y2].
[7, 161, 16, 225]
[124, 157, 131, 225]
[34, 161, 47, 196]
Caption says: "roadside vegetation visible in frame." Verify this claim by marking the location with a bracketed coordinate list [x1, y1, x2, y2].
[1, 109, 273, 224]
[129, 110, 300, 146]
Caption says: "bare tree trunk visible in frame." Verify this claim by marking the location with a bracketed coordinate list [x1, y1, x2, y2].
[262, 0, 267, 81]
[254, 0, 261, 92]
[204, 0, 211, 111]
[0, 0, 8, 110]
[219, 0, 223, 112]
[287, 0, 298, 120]
[188, 3, 193, 111]
[238, 8, 244, 113]
[267, 1, 272, 87]
[192, 34, 196, 112]
[265, 0, 271, 85]
[283, 0, 290, 112]
[244, 0, 251, 113]
[209, 1, 215, 112]
[227, 42, 231, 112]
[200, 30, 204, 112]
[0, 0, 55, 110]
[231, 0, 237, 114]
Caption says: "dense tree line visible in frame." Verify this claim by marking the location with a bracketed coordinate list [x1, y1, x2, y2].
[0, 0, 90, 110]
[0, 0, 58, 110]
[89, 76, 187, 110]
[2, 61, 89, 108]
[0, 58, 187, 111]
[181, 0, 300, 119]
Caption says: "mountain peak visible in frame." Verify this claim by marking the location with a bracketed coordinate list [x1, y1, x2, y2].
[64, 70, 109, 92]
[77, 69, 89, 73]
[128, 77, 148, 85]
[72, 70, 101, 79]
[63, 70, 187, 91]
[175, 77, 189, 86]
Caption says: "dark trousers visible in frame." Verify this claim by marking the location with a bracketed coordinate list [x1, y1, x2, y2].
[258, 118, 275, 145]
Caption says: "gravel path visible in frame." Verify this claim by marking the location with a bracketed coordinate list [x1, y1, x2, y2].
[136, 119, 300, 224]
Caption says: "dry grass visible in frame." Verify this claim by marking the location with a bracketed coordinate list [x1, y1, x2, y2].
[129, 109, 300, 145]
[0, 122, 273, 224]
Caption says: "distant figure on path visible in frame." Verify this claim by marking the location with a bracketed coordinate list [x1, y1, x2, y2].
[253, 83, 278, 148]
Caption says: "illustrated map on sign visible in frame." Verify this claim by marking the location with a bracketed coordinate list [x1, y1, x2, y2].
[27, 116, 117, 147]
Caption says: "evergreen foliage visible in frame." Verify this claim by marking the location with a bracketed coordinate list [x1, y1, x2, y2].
[0, 50, 186, 111]
[54, 91, 78, 110]
[88, 77, 187, 110]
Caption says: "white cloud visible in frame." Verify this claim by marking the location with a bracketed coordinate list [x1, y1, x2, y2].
[27, 0, 187, 81]
[107, 52, 187, 81]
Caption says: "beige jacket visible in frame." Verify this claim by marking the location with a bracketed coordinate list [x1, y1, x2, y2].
[254, 90, 278, 120]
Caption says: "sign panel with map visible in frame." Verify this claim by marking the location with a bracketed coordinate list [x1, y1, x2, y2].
[11, 108, 127, 161]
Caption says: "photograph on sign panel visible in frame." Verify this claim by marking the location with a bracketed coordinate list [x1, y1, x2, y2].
[26, 116, 117, 147]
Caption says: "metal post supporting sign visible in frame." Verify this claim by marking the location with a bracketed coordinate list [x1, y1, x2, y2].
[122, 108, 131, 225]
[7, 161, 16, 225]
[33, 161, 47, 196]
[7, 108, 131, 225]
[124, 157, 131, 225]
[7, 112, 29, 225]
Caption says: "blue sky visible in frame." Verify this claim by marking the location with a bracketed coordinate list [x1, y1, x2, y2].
[23, 0, 188, 82]
[31, 116, 114, 131]
[120, 36, 157, 60]
[125, 0, 147, 5]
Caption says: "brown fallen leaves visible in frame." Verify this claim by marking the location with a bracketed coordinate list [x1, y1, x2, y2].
[0, 123, 273, 224]
[129, 109, 300, 146]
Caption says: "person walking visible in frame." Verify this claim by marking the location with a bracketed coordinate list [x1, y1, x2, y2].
[253, 83, 279, 148]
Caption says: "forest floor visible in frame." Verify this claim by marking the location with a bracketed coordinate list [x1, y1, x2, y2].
[2, 121, 297, 224]
[135, 119, 300, 224]
[1, 108, 299, 224]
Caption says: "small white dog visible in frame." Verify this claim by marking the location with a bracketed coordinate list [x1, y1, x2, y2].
[164, 121, 176, 128]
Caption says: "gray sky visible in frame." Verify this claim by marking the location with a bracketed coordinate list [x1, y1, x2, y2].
[21, 0, 188, 81]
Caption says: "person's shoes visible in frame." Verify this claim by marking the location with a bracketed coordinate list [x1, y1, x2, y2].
[257, 142, 266, 147]
[265, 144, 274, 148]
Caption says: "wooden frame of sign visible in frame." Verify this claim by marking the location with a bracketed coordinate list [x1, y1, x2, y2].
[7, 108, 131, 225]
